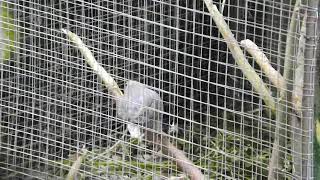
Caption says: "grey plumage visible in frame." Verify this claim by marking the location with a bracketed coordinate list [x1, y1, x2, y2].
[116, 80, 163, 132]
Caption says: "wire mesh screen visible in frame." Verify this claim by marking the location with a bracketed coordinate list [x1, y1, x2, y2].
[0, 0, 318, 179]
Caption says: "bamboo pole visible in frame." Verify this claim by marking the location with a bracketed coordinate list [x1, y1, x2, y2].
[302, 0, 319, 178]
[314, 2, 320, 178]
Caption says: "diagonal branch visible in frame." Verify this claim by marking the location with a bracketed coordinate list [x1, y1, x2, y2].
[202, 0, 276, 112]
[240, 39, 285, 90]
[62, 29, 204, 180]
[61, 29, 123, 98]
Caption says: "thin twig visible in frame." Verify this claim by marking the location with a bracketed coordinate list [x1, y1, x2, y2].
[168, 174, 188, 180]
[220, 0, 226, 14]
[202, 0, 276, 111]
[240, 39, 285, 90]
[90, 129, 128, 161]
[66, 146, 88, 180]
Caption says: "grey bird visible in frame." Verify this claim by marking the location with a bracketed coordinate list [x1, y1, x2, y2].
[116, 80, 163, 133]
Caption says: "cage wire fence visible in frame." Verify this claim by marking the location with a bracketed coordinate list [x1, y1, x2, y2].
[0, 0, 318, 179]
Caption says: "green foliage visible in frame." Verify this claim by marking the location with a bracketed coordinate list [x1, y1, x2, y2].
[1, 1, 16, 61]
[51, 144, 180, 179]
[197, 131, 270, 179]
[57, 132, 275, 179]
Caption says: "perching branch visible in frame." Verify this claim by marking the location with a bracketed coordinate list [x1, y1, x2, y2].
[62, 29, 204, 180]
[268, 0, 301, 179]
[290, 10, 307, 178]
[283, 0, 301, 87]
[202, 0, 276, 112]
[201, 1, 303, 178]
[240, 39, 285, 90]
[292, 11, 307, 115]
[61, 29, 123, 98]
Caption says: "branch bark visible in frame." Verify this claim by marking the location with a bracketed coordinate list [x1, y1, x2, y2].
[240, 39, 285, 90]
[61, 29, 123, 98]
[290, 12, 307, 177]
[268, 0, 301, 178]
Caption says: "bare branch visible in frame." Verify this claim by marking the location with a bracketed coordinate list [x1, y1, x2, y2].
[240, 39, 285, 90]
[202, 0, 276, 111]
[293, 11, 307, 114]
[61, 28, 123, 98]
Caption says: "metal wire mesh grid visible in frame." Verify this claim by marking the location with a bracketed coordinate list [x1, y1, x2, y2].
[0, 0, 318, 179]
